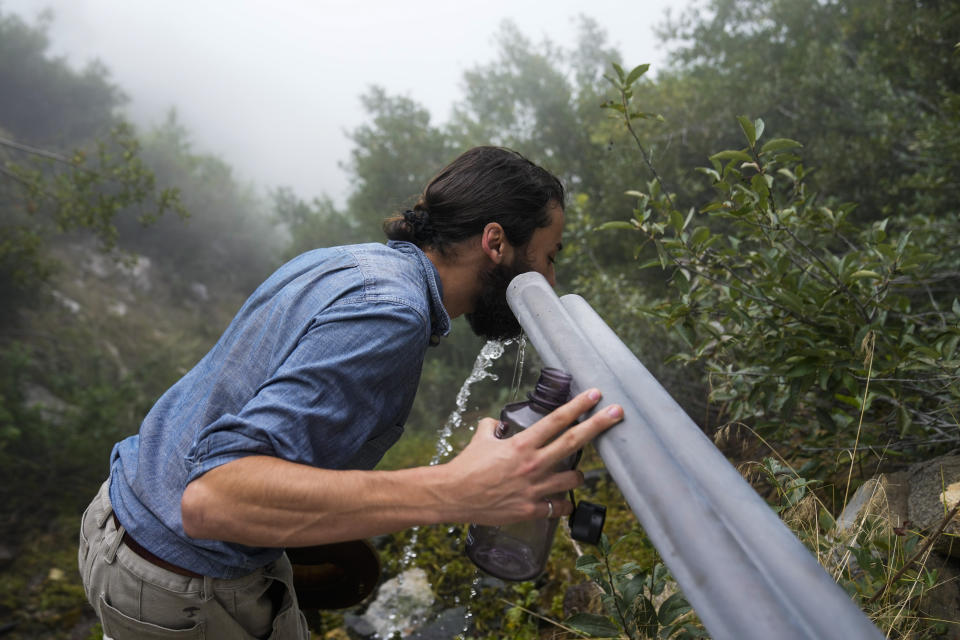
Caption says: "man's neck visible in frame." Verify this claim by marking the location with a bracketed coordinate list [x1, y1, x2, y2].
[424, 245, 486, 320]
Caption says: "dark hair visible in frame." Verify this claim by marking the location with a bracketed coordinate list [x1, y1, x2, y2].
[383, 146, 564, 255]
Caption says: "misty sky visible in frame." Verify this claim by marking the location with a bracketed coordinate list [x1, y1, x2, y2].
[4, 0, 691, 205]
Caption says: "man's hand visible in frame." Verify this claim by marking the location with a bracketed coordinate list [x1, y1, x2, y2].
[435, 388, 622, 525]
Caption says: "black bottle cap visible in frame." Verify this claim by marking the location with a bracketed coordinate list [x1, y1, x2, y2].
[569, 501, 606, 545]
[528, 367, 572, 411]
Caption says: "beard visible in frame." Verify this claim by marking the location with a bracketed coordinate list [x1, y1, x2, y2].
[465, 255, 533, 341]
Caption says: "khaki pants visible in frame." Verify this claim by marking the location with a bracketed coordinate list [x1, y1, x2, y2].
[78, 480, 310, 640]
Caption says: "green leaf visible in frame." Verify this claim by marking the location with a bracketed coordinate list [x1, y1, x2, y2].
[669, 209, 685, 232]
[611, 62, 625, 82]
[835, 394, 862, 409]
[850, 270, 882, 280]
[597, 221, 637, 231]
[564, 612, 621, 637]
[696, 167, 721, 181]
[625, 63, 651, 85]
[621, 574, 646, 609]
[575, 553, 603, 582]
[576, 554, 601, 571]
[953, 298, 960, 316]
[760, 138, 803, 154]
[691, 227, 710, 246]
[603, 101, 626, 113]
[896, 230, 912, 257]
[601, 593, 625, 622]
[655, 240, 669, 269]
[754, 118, 765, 140]
[737, 115, 756, 147]
[598, 533, 612, 556]
[658, 593, 692, 625]
[709, 149, 753, 163]
[609, 530, 643, 551]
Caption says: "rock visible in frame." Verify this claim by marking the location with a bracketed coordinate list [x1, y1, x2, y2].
[407, 607, 469, 640]
[916, 553, 960, 640]
[189, 282, 209, 302]
[835, 455, 960, 559]
[346, 568, 434, 640]
[85, 252, 112, 279]
[51, 290, 81, 314]
[107, 301, 128, 317]
[119, 255, 152, 292]
[88, 252, 152, 290]
[23, 384, 73, 424]
[907, 454, 960, 557]
[563, 581, 602, 618]
[831, 455, 960, 638]
[102, 340, 129, 377]
[836, 472, 909, 537]
[476, 574, 505, 591]
[342, 613, 376, 639]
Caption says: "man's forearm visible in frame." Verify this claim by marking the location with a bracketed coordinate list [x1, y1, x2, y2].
[181, 389, 622, 547]
[181, 455, 452, 547]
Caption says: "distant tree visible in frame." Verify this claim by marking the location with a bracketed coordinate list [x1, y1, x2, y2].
[0, 9, 122, 146]
[653, 0, 960, 220]
[342, 87, 454, 240]
[272, 186, 362, 259]
[0, 9, 184, 318]
[117, 111, 279, 294]
[0, 123, 184, 300]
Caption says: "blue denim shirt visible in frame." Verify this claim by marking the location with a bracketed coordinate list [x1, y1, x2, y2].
[108, 241, 450, 578]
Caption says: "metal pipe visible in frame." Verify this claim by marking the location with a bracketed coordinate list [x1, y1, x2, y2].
[507, 272, 882, 640]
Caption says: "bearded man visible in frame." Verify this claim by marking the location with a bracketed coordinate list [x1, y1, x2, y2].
[78, 146, 623, 639]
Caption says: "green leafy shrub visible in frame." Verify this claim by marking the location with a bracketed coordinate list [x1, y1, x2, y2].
[599, 64, 960, 460]
[566, 534, 703, 640]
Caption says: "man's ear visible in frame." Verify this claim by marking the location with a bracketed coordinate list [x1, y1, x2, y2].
[480, 222, 511, 265]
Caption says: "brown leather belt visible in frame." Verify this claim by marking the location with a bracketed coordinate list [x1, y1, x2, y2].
[112, 513, 204, 579]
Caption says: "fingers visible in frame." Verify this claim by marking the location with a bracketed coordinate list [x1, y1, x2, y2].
[517, 389, 622, 470]
[538, 402, 623, 467]
[519, 388, 605, 445]
[536, 468, 584, 496]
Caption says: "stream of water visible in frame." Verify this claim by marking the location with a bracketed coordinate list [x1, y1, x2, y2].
[429, 338, 514, 464]
[372, 335, 527, 638]
[399, 338, 515, 574]
[390, 336, 529, 639]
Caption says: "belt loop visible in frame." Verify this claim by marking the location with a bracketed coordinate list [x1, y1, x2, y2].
[94, 479, 112, 529]
[201, 575, 215, 602]
[104, 521, 125, 564]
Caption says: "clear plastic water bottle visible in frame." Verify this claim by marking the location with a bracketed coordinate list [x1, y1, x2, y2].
[464, 367, 579, 581]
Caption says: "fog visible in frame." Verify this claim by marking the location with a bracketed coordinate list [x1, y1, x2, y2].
[3, 0, 688, 204]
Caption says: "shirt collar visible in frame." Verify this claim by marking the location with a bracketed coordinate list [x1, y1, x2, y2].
[387, 240, 451, 345]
